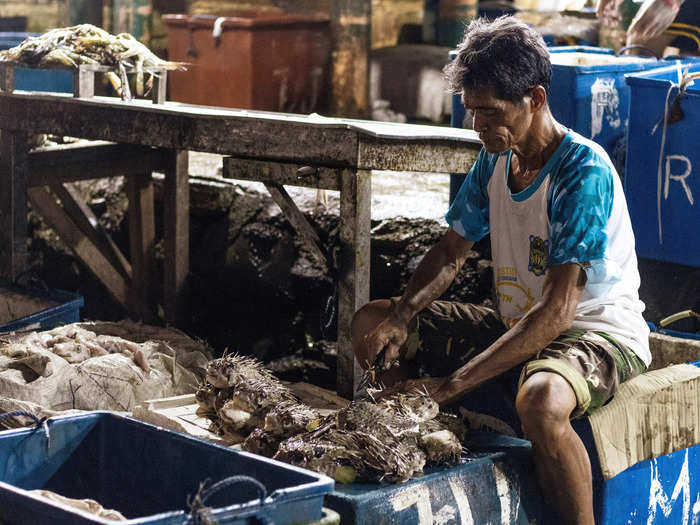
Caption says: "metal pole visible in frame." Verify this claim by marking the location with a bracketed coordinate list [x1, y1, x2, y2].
[331, 0, 371, 118]
[66, 0, 104, 26]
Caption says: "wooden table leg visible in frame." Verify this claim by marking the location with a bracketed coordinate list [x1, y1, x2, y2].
[0, 131, 29, 280]
[337, 169, 371, 399]
[163, 149, 189, 325]
[127, 172, 156, 321]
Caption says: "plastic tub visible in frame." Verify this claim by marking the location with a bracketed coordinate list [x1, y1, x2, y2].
[0, 285, 83, 332]
[0, 32, 73, 93]
[0, 412, 334, 524]
[624, 62, 700, 266]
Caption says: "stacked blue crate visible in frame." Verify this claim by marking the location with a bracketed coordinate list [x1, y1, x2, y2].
[624, 61, 700, 267]
[0, 33, 73, 93]
[0, 286, 84, 332]
[547, 46, 666, 177]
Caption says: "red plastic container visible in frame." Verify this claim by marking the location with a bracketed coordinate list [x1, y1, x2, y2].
[163, 13, 331, 113]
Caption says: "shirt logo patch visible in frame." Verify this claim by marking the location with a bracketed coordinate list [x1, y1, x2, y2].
[528, 235, 549, 276]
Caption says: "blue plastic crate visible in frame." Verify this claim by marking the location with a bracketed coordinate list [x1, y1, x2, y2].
[625, 62, 700, 266]
[597, 360, 700, 524]
[0, 412, 334, 525]
[548, 47, 666, 175]
[0, 32, 73, 93]
[325, 432, 544, 524]
[0, 286, 84, 332]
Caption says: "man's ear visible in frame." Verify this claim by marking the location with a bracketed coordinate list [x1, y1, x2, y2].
[530, 85, 547, 112]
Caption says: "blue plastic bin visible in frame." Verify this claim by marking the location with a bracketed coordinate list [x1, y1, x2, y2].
[325, 432, 544, 524]
[0, 285, 83, 332]
[548, 47, 665, 175]
[0, 33, 73, 93]
[624, 62, 700, 266]
[0, 412, 334, 525]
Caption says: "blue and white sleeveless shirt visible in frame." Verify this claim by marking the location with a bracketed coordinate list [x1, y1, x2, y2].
[446, 130, 650, 365]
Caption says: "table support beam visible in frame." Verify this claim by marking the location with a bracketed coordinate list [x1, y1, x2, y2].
[0, 131, 29, 280]
[263, 182, 329, 268]
[337, 169, 371, 399]
[127, 173, 156, 322]
[50, 181, 132, 281]
[163, 150, 189, 325]
[27, 186, 138, 312]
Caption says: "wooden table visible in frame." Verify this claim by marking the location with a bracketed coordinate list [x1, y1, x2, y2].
[0, 90, 480, 398]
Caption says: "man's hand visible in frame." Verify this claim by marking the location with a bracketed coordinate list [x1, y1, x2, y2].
[628, 0, 682, 44]
[372, 376, 449, 405]
[361, 309, 409, 370]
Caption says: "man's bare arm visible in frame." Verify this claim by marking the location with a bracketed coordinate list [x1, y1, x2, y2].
[433, 262, 587, 406]
[361, 228, 475, 365]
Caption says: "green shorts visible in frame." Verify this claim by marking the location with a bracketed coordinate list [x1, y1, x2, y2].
[404, 300, 647, 417]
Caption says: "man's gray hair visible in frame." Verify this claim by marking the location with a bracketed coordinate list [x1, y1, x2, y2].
[444, 16, 551, 101]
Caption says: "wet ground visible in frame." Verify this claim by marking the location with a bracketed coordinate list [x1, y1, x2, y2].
[188, 152, 452, 222]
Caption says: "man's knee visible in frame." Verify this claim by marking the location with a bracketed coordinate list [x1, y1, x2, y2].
[516, 372, 577, 434]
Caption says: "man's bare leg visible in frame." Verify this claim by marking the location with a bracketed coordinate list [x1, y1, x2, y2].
[516, 372, 595, 525]
[350, 299, 417, 386]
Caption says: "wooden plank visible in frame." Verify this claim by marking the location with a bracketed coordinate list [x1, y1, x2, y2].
[27, 186, 133, 312]
[0, 94, 482, 172]
[331, 0, 371, 117]
[358, 136, 482, 173]
[264, 182, 329, 267]
[49, 182, 132, 280]
[289, 382, 349, 410]
[132, 382, 347, 445]
[0, 131, 29, 280]
[223, 157, 344, 191]
[163, 150, 189, 325]
[73, 66, 95, 99]
[126, 173, 156, 321]
[131, 395, 230, 445]
[152, 72, 167, 104]
[0, 95, 360, 168]
[28, 142, 164, 186]
[0, 63, 14, 93]
[337, 169, 371, 400]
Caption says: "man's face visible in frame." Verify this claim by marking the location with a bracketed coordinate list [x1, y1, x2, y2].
[461, 88, 533, 154]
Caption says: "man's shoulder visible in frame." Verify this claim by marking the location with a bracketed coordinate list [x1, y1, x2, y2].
[551, 131, 616, 183]
[558, 131, 614, 171]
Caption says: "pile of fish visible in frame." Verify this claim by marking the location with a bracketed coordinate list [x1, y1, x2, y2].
[196, 355, 467, 484]
[0, 24, 185, 99]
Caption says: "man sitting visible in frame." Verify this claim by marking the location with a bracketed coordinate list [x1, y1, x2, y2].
[352, 16, 650, 525]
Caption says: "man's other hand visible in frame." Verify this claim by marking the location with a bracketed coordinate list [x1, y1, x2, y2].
[628, 0, 682, 44]
[371, 376, 449, 405]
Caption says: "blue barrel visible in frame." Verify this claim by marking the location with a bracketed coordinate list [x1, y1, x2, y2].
[0, 32, 73, 93]
[548, 46, 666, 177]
[624, 61, 700, 267]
